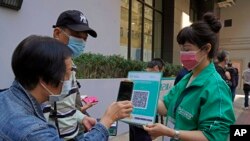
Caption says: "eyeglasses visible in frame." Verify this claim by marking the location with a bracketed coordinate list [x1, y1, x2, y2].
[60, 28, 88, 41]
[60, 29, 70, 37]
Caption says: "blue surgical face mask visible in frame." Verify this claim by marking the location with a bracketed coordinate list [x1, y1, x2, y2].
[40, 79, 73, 102]
[68, 36, 86, 58]
[61, 29, 86, 58]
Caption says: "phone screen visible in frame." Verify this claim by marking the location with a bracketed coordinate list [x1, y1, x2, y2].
[117, 81, 134, 101]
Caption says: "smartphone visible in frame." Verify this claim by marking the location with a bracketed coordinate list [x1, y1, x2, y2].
[108, 121, 118, 136]
[82, 96, 99, 104]
[116, 81, 134, 101]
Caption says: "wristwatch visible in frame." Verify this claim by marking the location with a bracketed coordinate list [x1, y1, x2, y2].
[173, 130, 180, 140]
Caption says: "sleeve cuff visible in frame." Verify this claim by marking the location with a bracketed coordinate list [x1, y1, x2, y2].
[75, 110, 86, 123]
[93, 123, 110, 138]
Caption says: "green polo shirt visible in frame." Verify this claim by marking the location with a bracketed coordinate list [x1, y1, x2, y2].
[163, 62, 235, 141]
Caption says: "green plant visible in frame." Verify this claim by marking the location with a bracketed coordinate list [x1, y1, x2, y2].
[163, 62, 182, 77]
[74, 53, 181, 78]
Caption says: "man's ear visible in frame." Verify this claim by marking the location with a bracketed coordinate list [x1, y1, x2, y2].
[53, 27, 61, 39]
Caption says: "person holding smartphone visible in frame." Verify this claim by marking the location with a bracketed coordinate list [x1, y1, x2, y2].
[0, 35, 133, 141]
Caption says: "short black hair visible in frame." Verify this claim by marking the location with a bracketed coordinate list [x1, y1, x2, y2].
[177, 12, 222, 59]
[11, 35, 72, 90]
[217, 50, 228, 62]
[248, 62, 250, 68]
[147, 58, 165, 70]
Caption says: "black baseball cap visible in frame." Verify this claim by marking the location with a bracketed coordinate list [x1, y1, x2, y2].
[53, 10, 97, 38]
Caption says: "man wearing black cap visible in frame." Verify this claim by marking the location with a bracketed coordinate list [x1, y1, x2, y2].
[42, 10, 98, 140]
[53, 10, 97, 58]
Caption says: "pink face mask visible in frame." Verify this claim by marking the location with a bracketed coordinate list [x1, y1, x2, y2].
[180, 51, 200, 71]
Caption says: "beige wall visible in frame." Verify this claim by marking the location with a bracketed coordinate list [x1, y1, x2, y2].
[173, 0, 191, 65]
[219, 0, 250, 88]
[0, 0, 120, 88]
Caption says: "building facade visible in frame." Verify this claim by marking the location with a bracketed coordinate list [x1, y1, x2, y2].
[0, 0, 249, 89]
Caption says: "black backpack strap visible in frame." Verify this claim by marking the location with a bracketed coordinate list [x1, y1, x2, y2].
[0, 88, 8, 92]
[52, 102, 61, 136]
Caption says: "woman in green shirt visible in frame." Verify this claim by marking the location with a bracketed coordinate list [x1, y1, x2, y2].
[144, 12, 235, 141]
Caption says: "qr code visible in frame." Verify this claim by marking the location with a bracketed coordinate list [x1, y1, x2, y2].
[132, 90, 149, 109]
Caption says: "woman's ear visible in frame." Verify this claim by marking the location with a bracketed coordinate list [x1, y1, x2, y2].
[203, 43, 212, 53]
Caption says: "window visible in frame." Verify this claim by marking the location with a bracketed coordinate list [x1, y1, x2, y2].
[120, 0, 129, 59]
[224, 19, 232, 27]
[120, 0, 163, 61]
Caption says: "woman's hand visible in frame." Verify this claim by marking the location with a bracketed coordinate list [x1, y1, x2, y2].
[81, 102, 97, 112]
[143, 123, 174, 140]
[144, 124, 209, 141]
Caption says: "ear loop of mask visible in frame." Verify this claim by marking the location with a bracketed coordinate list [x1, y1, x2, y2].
[40, 82, 55, 96]
[192, 44, 207, 58]
[60, 29, 70, 37]
[200, 44, 211, 53]
[195, 45, 208, 65]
